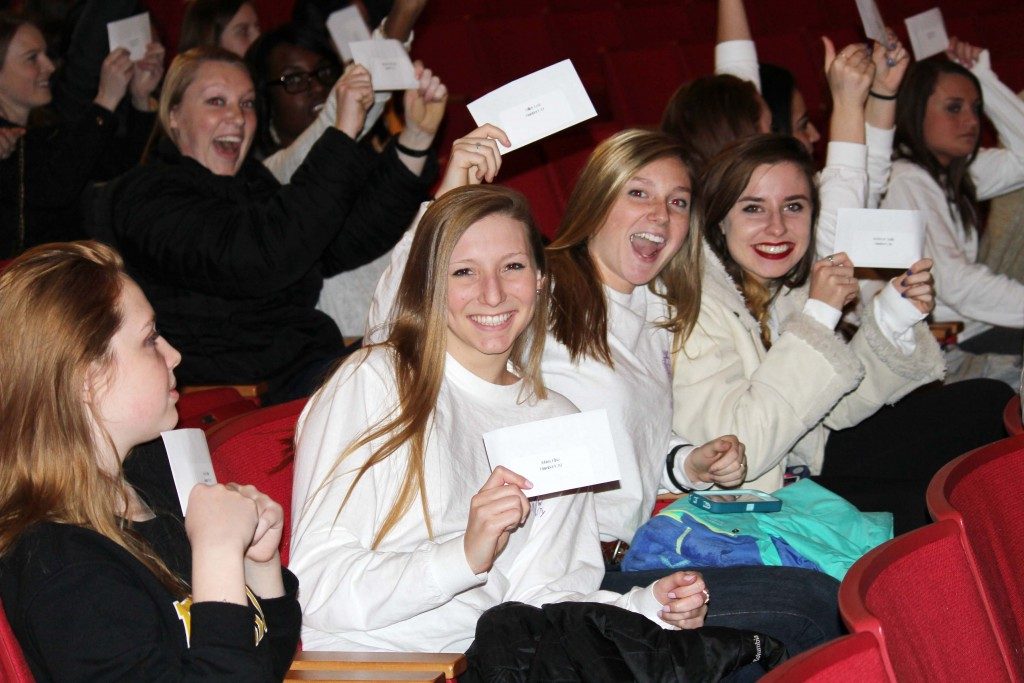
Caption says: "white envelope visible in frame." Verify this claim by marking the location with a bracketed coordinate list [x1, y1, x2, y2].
[854, 0, 888, 44]
[107, 12, 150, 61]
[326, 6, 372, 63]
[161, 428, 217, 515]
[467, 60, 597, 154]
[834, 208, 925, 269]
[483, 409, 620, 499]
[348, 39, 418, 91]
[905, 8, 949, 61]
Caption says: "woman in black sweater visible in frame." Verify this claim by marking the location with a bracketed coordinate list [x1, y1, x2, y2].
[92, 46, 443, 404]
[0, 241, 301, 681]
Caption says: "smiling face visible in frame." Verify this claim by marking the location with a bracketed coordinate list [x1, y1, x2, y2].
[721, 161, 814, 284]
[0, 24, 55, 125]
[266, 42, 336, 145]
[219, 2, 260, 57]
[923, 72, 981, 167]
[445, 213, 543, 381]
[90, 278, 181, 464]
[587, 156, 692, 293]
[169, 60, 256, 176]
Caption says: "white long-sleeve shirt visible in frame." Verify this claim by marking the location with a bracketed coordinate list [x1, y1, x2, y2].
[881, 51, 1024, 341]
[715, 38, 892, 257]
[365, 207, 706, 547]
[290, 349, 665, 653]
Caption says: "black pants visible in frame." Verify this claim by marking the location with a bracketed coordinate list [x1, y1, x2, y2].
[814, 378, 1012, 535]
[959, 326, 1024, 355]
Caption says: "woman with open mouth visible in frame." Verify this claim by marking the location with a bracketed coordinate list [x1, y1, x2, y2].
[90, 45, 445, 405]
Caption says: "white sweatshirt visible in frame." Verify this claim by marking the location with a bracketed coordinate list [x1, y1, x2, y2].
[290, 348, 665, 653]
[881, 51, 1024, 341]
[365, 207, 707, 547]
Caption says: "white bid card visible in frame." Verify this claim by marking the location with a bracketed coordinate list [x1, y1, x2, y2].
[834, 208, 924, 269]
[467, 60, 597, 154]
[348, 39, 418, 91]
[327, 6, 372, 63]
[483, 409, 620, 499]
[854, 0, 888, 44]
[107, 12, 150, 61]
[161, 429, 217, 515]
[905, 8, 949, 61]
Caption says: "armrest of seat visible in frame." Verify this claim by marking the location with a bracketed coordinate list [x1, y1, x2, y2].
[286, 670, 444, 682]
[929, 321, 964, 346]
[289, 652, 467, 680]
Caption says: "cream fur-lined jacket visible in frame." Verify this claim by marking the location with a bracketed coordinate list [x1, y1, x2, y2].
[672, 245, 945, 492]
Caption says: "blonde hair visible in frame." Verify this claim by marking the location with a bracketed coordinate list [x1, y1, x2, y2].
[547, 129, 703, 364]
[322, 185, 548, 548]
[0, 241, 184, 595]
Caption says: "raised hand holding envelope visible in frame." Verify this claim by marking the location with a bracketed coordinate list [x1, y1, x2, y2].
[107, 12, 151, 61]
[483, 409, 620, 499]
[348, 39, 419, 91]
[467, 60, 596, 154]
[834, 208, 925, 269]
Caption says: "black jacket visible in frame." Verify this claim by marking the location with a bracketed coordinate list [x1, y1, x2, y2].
[0, 104, 154, 259]
[91, 128, 434, 393]
[0, 440, 302, 682]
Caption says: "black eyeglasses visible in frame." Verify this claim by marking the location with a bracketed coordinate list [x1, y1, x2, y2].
[267, 64, 340, 94]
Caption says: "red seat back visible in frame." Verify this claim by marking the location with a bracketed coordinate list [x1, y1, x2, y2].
[840, 519, 1014, 681]
[1003, 395, 1022, 436]
[927, 434, 1024, 672]
[205, 399, 307, 566]
[760, 632, 892, 682]
[175, 387, 259, 432]
[0, 599, 33, 682]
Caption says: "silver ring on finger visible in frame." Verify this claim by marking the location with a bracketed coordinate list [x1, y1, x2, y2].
[826, 254, 835, 264]
[475, 142, 481, 150]
[702, 588, 710, 605]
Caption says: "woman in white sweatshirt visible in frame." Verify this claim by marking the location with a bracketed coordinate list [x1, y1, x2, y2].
[289, 182, 712, 654]
[882, 38, 1024, 360]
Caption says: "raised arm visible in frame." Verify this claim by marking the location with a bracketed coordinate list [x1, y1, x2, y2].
[715, 0, 760, 88]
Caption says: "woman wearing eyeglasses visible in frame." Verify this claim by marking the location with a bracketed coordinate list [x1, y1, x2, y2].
[90, 46, 446, 405]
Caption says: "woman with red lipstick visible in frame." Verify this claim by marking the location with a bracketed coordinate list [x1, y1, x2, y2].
[91, 45, 441, 404]
[882, 39, 1024, 368]
[0, 241, 301, 680]
[674, 134, 1010, 534]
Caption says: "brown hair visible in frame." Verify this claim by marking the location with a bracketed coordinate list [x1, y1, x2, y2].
[316, 185, 548, 548]
[661, 74, 764, 172]
[698, 135, 820, 347]
[547, 128, 702, 365]
[0, 12, 33, 69]
[0, 241, 184, 595]
[179, 0, 249, 53]
[895, 59, 982, 234]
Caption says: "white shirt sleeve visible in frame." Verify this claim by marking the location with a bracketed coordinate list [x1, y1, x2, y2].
[882, 166, 1024, 329]
[968, 51, 1024, 200]
[866, 123, 895, 209]
[802, 299, 842, 330]
[289, 358, 486, 634]
[815, 141, 869, 258]
[364, 201, 431, 342]
[715, 39, 761, 92]
[871, 282, 924, 355]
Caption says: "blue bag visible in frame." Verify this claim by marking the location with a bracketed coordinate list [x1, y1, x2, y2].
[622, 479, 893, 580]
